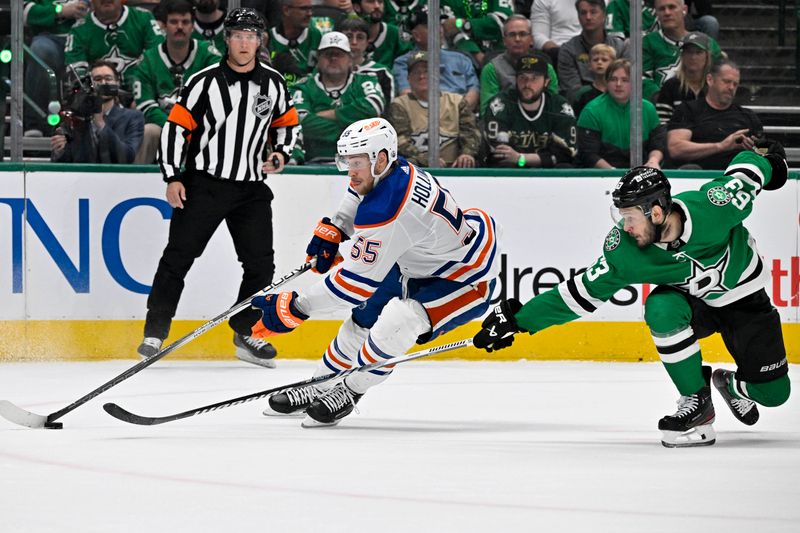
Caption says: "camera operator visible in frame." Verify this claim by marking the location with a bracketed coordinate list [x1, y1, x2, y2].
[51, 61, 145, 163]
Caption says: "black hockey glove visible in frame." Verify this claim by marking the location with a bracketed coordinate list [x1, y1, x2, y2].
[537, 134, 574, 168]
[473, 299, 524, 353]
[754, 139, 788, 191]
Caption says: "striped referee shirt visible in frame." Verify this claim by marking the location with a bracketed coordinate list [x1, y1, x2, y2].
[159, 59, 300, 182]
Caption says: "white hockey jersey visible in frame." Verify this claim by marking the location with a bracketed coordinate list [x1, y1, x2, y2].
[298, 158, 500, 313]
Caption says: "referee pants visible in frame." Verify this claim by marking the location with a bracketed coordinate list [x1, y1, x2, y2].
[144, 172, 275, 339]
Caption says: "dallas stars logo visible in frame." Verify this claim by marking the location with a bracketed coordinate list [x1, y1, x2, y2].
[674, 249, 731, 298]
[104, 45, 139, 75]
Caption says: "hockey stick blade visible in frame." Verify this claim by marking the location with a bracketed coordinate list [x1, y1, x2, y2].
[0, 400, 48, 428]
[102, 338, 474, 426]
[2, 261, 313, 430]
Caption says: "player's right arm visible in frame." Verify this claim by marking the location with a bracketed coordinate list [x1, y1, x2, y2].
[158, 73, 205, 182]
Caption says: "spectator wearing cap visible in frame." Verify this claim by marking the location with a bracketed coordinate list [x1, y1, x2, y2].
[484, 53, 578, 168]
[337, 16, 395, 104]
[530, 0, 581, 66]
[558, 0, 629, 105]
[480, 15, 559, 118]
[577, 59, 665, 168]
[642, 0, 722, 100]
[393, 10, 479, 111]
[441, 0, 513, 66]
[388, 51, 479, 168]
[291, 31, 386, 162]
[352, 0, 413, 68]
[655, 31, 713, 124]
[667, 58, 763, 170]
[268, 0, 323, 74]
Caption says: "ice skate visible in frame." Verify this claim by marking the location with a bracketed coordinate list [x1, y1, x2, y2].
[263, 385, 324, 417]
[137, 337, 163, 359]
[658, 386, 716, 448]
[233, 334, 277, 369]
[302, 382, 362, 428]
[712, 369, 759, 426]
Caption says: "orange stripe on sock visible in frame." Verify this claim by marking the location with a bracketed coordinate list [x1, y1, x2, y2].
[326, 346, 352, 369]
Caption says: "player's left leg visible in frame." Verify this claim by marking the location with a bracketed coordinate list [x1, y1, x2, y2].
[303, 278, 494, 427]
[645, 287, 716, 447]
[711, 289, 790, 425]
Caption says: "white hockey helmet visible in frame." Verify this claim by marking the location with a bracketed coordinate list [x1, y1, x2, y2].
[336, 118, 398, 181]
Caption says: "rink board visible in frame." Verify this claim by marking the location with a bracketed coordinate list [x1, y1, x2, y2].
[0, 164, 798, 362]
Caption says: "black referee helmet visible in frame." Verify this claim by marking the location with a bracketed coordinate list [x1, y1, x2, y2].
[224, 8, 266, 34]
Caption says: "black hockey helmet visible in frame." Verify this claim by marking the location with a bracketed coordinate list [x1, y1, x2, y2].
[612, 166, 672, 216]
[224, 8, 266, 34]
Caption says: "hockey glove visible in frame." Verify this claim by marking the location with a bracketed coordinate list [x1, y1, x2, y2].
[250, 291, 309, 338]
[754, 139, 788, 191]
[306, 217, 347, 274]
[473, 299, 524, 353]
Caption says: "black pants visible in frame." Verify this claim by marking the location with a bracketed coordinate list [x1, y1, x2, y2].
[145, 172, 275, 339]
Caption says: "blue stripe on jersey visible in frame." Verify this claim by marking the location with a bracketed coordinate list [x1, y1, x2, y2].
[347, 187, 359, 198]
[324, 276, 362, 305]
[340, 268, 381, 288]
[462, 238, 498, 285]
[431, 213, 486, 277]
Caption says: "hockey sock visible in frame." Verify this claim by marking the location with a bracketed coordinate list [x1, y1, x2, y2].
[662, 353, 706, 396]
[739, 374, 791, 407]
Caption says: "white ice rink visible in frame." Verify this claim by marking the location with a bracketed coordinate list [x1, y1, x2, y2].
[1, 359, 798, 533]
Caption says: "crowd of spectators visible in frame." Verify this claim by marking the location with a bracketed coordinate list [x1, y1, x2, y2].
[20, 0, 758, 170]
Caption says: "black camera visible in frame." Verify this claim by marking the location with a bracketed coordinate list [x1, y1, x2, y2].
[62, 71, 120, 121]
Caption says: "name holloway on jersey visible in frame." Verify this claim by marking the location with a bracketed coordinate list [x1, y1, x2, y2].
[298, 158, 500, 313]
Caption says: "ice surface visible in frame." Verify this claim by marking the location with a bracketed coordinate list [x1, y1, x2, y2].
[1, 360, 798, 533]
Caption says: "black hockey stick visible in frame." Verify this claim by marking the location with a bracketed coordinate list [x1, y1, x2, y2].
[0, 261, 314, 430]
[102, 338, 474, 426]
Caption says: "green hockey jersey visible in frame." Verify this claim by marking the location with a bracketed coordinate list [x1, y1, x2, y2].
[292, 72, 385, 161]
[642, 29, 722, 95]
[128, 39, 222, 127]
[383, 0, 427, 35]
[513, 151, 776, 333]
[65, 6, 164, 82]
[366, 22, 413, 68]
[193, 15, 226, 54]
[442, 0, 513, 53]
[485, 89, 577, 161]
[269, 25, 324, 74]
[24, 0, 78, 35]
[606, 0, 657, 38]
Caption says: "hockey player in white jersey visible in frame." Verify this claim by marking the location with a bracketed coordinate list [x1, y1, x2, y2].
[249, 117, 501, 427]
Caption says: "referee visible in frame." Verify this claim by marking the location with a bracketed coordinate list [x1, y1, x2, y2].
[137, 8, 300, 368]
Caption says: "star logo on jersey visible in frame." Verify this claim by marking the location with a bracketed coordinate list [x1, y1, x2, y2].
[674, 249, 731, 298]
[103, 45, 139, 76]
[252, 94, 273, 119]
[489, 97, 505, 115]
[604, 228, 621, 251]
[560, 102, 575, 118]
[707, 186, 733, 206]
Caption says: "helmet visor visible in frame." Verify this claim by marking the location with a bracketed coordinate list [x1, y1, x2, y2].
[335, 153, 371, 172]
[610, 205, 648, 226]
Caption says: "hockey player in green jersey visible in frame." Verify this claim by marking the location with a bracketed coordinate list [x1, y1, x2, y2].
[353, 0, 413, 68]
[484, 53, 576, 168]
[192, 0, 227, 53]
[442, 0, 513, 64]
[269, 0, 324, 74]
[292, 31, 385, 162]
[64, 0, 164, 85]
[128, 0, 222, 164]
[605, 0, 657, 38]
[474, 145, 791, 448]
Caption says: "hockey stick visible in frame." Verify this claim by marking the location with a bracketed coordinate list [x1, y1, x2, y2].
[0, 261, 314, 430]
[102, 338, 474, 426]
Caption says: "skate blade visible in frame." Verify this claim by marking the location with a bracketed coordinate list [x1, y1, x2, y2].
[661, 424, 716, 448]
[235, 347, 277, 369]
[301, 415, 340, 428]
[262, 408, 305, 418]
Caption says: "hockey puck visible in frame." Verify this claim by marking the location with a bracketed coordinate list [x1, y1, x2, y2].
[44, 421, 63, 430]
